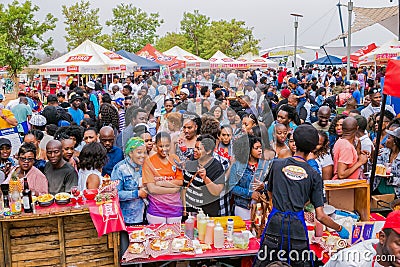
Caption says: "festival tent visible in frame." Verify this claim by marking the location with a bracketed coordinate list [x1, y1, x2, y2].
[208, 51, 248, 69]
[309, 55, 343, 65]
[35, 40, 137, 75]
[341, 43, 377, 65]
[358, 39, 400, 64]
[116, 50, 161, 70]
[136, 44, 185, 70]
[237, 52, 278, 69]
[163, 46, 210, 69]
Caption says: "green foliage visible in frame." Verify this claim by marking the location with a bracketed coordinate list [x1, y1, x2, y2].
[201, 19, 259, 59]
[106, 3, 164, 52]
[155, 32, 189, 52]
[62, 0, 105, 50]
[180, 10, 210, 56]
[0, 0, 57, 77]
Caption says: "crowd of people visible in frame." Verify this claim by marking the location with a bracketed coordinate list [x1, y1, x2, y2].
[0, 64, 399, 266]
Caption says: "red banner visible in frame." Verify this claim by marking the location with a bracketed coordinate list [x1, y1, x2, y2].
[383, 59, 400, 97]
[342, 43, 377, 63]
[89, 197, 126, 237]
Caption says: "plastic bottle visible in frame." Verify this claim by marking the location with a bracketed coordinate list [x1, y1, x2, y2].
[197, 209, 205, 226]
[214, 221, 224, 248]
[0, 189, 4, 215]
[10, 189, 21, 215]
[227, 218, 234, 242]
[204, 219, 215, 245]
[198, 214, 208, 242]
[185, 213, 195, 240]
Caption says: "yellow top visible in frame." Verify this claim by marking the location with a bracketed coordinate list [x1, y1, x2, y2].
[0, 109, 16, 130]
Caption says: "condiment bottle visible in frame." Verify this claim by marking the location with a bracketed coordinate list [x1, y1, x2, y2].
[185, 213, 195, 240]
[196, 209, 205, 228]
[227, 218, 234, 241]
[197, 214, 208, 242]
[214, 221, 224, 248]
[204, 219, 215, 245]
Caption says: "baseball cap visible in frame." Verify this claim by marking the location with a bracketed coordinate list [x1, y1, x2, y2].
[288, 77, 298, 85]
[29, 114, 47, 127]
[0, 138, 11, 148]
[47, 94, 58, 103]
[386, 127, 400, 139]
[281, 89, 291, 99]
[0, 94, 4, 100]
[115, 98, 124, 106]
[180, 88, 190, 96]
[382, 211, 400, 234]
[86, 81, 95, 89]
[293, 124, 319, 152]
[18, 91, 26, 97]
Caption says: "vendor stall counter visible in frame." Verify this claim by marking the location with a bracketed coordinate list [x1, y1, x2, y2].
[0, 206, 120, 267]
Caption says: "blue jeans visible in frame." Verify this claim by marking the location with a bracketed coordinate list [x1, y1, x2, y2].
[296, 100, 306, 114]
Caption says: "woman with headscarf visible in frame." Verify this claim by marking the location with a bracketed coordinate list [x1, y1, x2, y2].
[111, 137, 148, 225]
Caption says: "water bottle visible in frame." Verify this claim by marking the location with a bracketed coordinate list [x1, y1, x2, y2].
[227, 218, 234, 241]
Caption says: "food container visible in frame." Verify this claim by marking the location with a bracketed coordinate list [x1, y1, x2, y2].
[232, 232, 249, 250]
[55, 192, 71, 205]
[37, 194, 54, 207]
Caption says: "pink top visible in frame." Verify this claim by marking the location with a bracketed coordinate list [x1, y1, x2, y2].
[332, 138, 360, 180]
[4, 166, 48, 195]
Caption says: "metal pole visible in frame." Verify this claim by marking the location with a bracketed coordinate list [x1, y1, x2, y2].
[398, 1, 400, 41]
[294, 20, 298, 74]
[337, 1, 347, 47]
[346, 1, 353, 81]
[370, 93, 388, 195]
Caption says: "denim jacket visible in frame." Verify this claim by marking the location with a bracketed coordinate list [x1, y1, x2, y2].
[111, 158, 145, 224]
[375, 148, 400, 198]
[228, 159, 271, 210]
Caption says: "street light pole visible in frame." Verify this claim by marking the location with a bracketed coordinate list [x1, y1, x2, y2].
[291, 13, 303, 74]
[346, 1, 353, 81]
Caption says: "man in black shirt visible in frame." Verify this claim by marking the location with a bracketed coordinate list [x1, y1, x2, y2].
[288, 94, 307, 123]
[254, 124, 349, 267]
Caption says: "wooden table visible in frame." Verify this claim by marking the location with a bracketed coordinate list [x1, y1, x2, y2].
[325, 182, 370, 221]
[0, 204, 120, 267]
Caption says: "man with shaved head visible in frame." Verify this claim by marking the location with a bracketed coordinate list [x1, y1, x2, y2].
[100, 126, 124, 176]
[312, 106, 331, 132]
[332, 117, 369, 180]
[44, 140, 78, 195]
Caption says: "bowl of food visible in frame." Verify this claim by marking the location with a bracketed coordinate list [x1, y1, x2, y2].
[83, 189, 99, 200]
[37, 194, 54, 207]
[55, 192, 71, 205]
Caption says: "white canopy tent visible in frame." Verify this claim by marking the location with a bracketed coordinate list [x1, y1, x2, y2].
[34, 40, 137, 75]
[237, 52, 278, 69]
[163, 46, 210, 69]
[359, 39, 400, 64]
[208, 51, 247, 69]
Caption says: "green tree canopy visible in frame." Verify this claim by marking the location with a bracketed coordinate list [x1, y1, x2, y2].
[0, 0, 57, 81]
[155, 32, 189, 52]
[62, 0, 105, 50]
[201, 19, 259, 59]
[180, 10, 210, 56]
[106, 3, 163, 52]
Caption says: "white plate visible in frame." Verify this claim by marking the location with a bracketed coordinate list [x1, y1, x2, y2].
[323, 204, 336, 215]
[364, 172, 393, 177]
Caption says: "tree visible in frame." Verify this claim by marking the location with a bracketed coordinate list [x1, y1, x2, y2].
[62, 0, 105, 50]
[201, 19, 260, 59]
[180, 10, 210, 56]
[155, 32, 189, 52]
[106, 3, 163, 52]
[0, 0, 57, 87]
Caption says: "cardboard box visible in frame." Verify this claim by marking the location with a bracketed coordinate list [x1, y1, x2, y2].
[371, 194, 395, 209]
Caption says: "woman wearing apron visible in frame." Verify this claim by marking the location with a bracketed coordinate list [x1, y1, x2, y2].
[254, 125, 349, 267]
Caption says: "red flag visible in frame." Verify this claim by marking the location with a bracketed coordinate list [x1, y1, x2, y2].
[383, 59, 400, 97]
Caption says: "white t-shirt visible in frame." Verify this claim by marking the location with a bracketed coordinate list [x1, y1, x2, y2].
[359, 134, 374, 153]
[108, 82, 123, 93]
[113, 90, 124, 100]
[324, 239, 381, 267]
[245, 90, 258, 108]
[78, 169, 103, 192]
[226, 72, 238, 88]
[316, 153, 333, 175]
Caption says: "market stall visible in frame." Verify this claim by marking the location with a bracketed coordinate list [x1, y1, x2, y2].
[136, 44, 186, 70]
[208, 51, 248, 69]
[237, 52, 278, 69]
[0, 204, 120, 267]
[163, 46, 211, 69]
